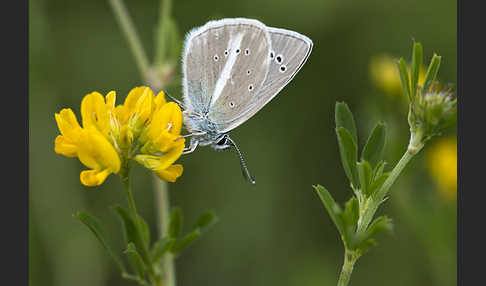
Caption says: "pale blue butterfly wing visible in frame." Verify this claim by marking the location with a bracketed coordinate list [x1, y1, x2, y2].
[215, 26, 313, 133]
[182, 18, 271, 123]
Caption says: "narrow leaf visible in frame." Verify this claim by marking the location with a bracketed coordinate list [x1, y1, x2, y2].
[336, 127, 359, 188]
[171, 229, 201, 255]
[369, 173, 390, 198]
[343, 197, 359, 228]
[313, 185, 344, 236]
[169, 207, 183, 239]
[335, 102, 358, 145]
[397, 58, 411, 101]
[372, 160, 386, 180]
[422, 54, 442, 93]
[361, 123, 387, 168]
[151, 237, 175, 263]
[114, 206, 140, 246]
[124, 242, 146, 281]
[137, 215, 150, 249]
[193, 211, 219, 234]
[411, 42, 423, 98]
[77, 211, 125, 272]
[357, 161, 373, 196]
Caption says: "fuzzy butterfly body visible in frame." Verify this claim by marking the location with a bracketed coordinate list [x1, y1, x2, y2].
[180, 18, 313, 183]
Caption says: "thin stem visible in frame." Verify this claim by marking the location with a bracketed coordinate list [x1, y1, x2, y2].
[357, 145, 420, 233]
[108, 0, 150, 78]
[337, 251, 358, 286]
[153, 175, 176, 286]
[155, 0, 173, 67]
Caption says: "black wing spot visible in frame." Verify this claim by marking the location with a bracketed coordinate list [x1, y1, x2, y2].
[270, 51, 275, 59]
[247, 70, 251, 75]
[280, 65, 287, 73]
[229, 101, 235, 108]
[245, 48, 250, 55]
[248, 84, 254, 91]
[276, 54, 283, 64]
[235, 49, 241, 54]
[213, 55, 219, 61]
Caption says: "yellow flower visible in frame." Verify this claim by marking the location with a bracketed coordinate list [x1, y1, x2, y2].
[370, 54, 427, 97]
[54, 86, 185, 186]
[426, 137, 457, 201]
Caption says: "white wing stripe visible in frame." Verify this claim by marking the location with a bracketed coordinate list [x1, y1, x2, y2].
[210, 32, 244, 105]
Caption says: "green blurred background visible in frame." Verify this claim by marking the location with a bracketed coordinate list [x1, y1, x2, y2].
[29, 0, 457, 285]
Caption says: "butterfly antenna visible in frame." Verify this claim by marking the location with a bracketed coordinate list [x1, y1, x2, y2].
[163, 89, 185, 109]
[226, 137, 256, 184]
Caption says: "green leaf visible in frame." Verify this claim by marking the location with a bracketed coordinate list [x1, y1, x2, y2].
[369, 173, 389, 198]
[193, 211, 219, 234]
[151, 237, 175, 263]
[357, 161, 373, 196]
[171, 229, 201, 255]
[397, 58, 411, 101]
[411, 42, 423, 98]
[342, 197, 359, 249]
[313, 185, 344, 237]
[354, 216, 392, 254]
[113, 206, 145, 258]
[124, 242, 146, 281]
[77, 211, 125, 272]
[422, 54, 442, 93]
[169, 207, 183, 239]
[372, 160, 386, 180]
[335, 102, 358, 145]
[336, 127, 359, 188]
[361, 123, 387, 168]
[137, 215, 150, 249]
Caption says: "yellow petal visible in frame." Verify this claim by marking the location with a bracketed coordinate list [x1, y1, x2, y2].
[148, 102, 183, 140]
[81, 91, 110, 135]
[77, 127, 121, 173]
[124, 86, 154, 117]
[80, 169, 112, 186]
[55, 109, 82, 141]
[105, 91, 116, 110]
[153, 90, 167, 111]
[134, 88, 154, 123]
[54, 135, 78, 157]
[153, 131, 184, 153]
[154, 143, 185, 171]
[154, 164, 183, 182]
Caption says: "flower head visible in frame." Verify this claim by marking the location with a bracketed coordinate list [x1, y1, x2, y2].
[426, 137, 457, 201]
[54, 86, 185, 186]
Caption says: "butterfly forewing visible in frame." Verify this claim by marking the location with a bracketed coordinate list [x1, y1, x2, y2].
[216, 27, 313, 133]
[182, 18, 271, 122]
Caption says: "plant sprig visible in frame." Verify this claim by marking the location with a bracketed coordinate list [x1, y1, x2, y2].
[314, 42, 456, 286]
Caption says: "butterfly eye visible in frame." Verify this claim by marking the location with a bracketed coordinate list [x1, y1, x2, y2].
[245, 48, 250, 55]
[217, 137, 228, 146]
[275, 54, 283, 64]
[279, 65, 287, 73]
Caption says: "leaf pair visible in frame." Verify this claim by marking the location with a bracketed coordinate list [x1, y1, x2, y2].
[313, 186, 392, 254]
[397, 42, 442, 101]
[335, 102, 387, 192]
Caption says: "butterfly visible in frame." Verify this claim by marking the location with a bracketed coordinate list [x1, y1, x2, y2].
[172, 18, 313, 184]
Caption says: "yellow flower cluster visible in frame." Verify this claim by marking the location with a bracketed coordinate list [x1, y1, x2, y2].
[55, 86, 185, 186]
[426, 137, 457, 201]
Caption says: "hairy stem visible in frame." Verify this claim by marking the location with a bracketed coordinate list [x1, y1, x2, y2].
[108, 0, 150, 78]
[337, 251, 358, 286]
[153, 176, 176, 286]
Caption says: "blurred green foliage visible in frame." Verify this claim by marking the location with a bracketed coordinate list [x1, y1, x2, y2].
[29, 0, 456, 285]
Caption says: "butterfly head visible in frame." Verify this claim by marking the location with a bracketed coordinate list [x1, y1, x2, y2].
[211, 134, 232, 151]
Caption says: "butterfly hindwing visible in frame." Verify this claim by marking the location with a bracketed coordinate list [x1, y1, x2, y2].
[216, 26, 313, 133]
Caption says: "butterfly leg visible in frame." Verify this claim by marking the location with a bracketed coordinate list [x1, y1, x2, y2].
[182, 139, 199, 155]
[164, 90, 186, 109]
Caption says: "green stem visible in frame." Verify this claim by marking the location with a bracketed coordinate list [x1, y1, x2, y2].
[357, 139, 422, 233]
[153, 176, 176, 286]
[122, 169, 160, 286]
[337, 251, 358, 286]
[155, 0, 172, 67]
[108, 0, 150, 78]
